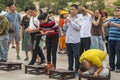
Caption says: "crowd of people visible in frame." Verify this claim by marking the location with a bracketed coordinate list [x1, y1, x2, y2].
[0, 2, 120, 78]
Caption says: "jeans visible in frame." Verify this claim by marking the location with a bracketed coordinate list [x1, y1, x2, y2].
[80, 37, 91, 56]
[0, 34, 9, 60]
[89, 57, 109, 77]
[108, 40, 120, 69]
[66, 43, 80, 72]
[91, 36, 104, 51]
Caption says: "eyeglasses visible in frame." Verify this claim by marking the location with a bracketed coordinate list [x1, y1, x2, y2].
[114, 10, 120, 12]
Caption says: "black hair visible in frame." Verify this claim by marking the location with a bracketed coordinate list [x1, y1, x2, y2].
[28, 6, 36, 11]
[39, 9, 43, 14]
[7, 2, 14, 7]
[115, 6, 120, 10]
[24, 7, 29, 12]
[49, 11, 54, 14]
[60, 14, 64, 19]
[71, 4, 78, 9]
[79, 62, 87, 72]
[38, 12, 48, 20]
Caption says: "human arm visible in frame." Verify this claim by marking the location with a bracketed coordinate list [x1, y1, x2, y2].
[79, 6, 94, 17]
[92, 14, 101, 26]
[65, 18, 81, 30]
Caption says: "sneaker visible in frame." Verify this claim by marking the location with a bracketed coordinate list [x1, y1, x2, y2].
[0, 59, 7, 62]
[24, 58, 29, 61]
[37, 60, 45, 65]
[107, 68, 111, 79]
[16, 55, 21, 60]
[115, 69, 120, 73]
[110, 68, 115, 71]
[74, 72, 79, 77]
[12, 46, 15, 48]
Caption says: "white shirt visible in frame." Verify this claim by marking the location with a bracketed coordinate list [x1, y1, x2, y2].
[63, 15, 81, 43]
[78, 13, 92, 38]
[28, 15, 40, 32]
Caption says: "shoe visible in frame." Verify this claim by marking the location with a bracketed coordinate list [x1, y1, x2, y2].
[24, 58, 29, 61]
[0, 59, 7, 62]
[38, 60, 45, 65]
[106, 68, 111, 79]
[12, 46, 15, 48]
[74, 72, 79, 77]
[16, 55, 21, 60]
[115, 69, 120, 73]
[28, 63, 34, 65]
[110, 68, 115, 71]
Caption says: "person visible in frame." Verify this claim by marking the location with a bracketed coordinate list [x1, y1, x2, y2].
[38, 12, 59, 68]
[0, 9, 9, 62]
[21, 7, 32, 61]
[78, 6, 94, 56]
[104, 6, 120, 73]
[102, 10, 110, 53]
[6, 3, 21, 60]
[91, 10, 104, 50]
[79, 49, 110, 78]
[58, 11, 68, 54]
[63, 4, 81, 74]
[48, 11, 55, 21]
[26, 6, 45, 65]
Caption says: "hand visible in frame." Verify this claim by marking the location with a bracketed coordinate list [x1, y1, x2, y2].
[79, 6, 86, 11]
[98, 14, 101, 19]
[60, 32, 64, 36]
[66, 18, 71, 23]
[93, 72, 99, 77]
[109, 22, 115, 26]
[44, 31, 49, 35]
[40, 31, 45, 35]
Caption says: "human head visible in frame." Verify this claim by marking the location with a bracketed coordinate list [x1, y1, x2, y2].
[39, 9, 43, 14]
[38, 12, 48, 23]
[24, 7, 30, 15]
[114, 6, 120, 18]
[94, 9, 102, 17]
[7, 3, 16, 12]
[79, 59, 91, 72]
[27, 6, 37, 17]
[49, 11, 54, 16]
[80, 6, 88, 16]
[70, 4, 78, 17]
[102, 10, 108, 20]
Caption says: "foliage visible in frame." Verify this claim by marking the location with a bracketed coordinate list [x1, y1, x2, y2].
[104, 7, 114, 16]
[113, 0, 120, 6]
[0, 0, 35, 12]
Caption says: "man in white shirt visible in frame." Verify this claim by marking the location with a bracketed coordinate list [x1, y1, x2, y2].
[63, 4, 81, 74]
[78, 6, 94, 56]
[26, 6, 45, 65]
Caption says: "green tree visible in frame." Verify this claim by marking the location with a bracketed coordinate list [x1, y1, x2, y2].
[113, 0, 120, 6]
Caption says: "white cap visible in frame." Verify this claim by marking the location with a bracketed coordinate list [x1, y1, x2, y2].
[0, 11, 7, 16]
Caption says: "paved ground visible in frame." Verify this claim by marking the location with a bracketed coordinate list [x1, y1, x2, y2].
[0, 44, 120, 80]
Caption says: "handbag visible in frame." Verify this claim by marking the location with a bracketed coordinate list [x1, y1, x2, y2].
[8, 13, 17, 33]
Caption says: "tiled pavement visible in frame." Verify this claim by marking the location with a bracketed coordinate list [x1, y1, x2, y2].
[0, 44, 119, 80]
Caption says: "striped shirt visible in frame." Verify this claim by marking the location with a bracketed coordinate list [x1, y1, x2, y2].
[109, 17, 120, 40]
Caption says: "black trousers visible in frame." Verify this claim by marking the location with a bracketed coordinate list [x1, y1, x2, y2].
[29, 33, 45, 64]
[80, 37, 91, 56]
[46, 36, 59, 68]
